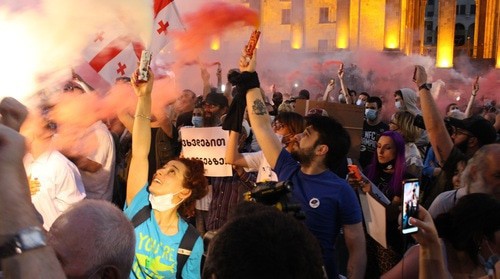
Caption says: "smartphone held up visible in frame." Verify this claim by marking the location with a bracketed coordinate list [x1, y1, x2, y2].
[402, 178, 420, 234]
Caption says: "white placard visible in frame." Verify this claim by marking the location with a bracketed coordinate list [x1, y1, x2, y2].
[358, 190, 387, 248]
[180, 127, 232, 177]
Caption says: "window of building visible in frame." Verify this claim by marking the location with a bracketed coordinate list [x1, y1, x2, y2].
[281, 9, 291, 25]
[470, 4, 476, 14]
[318, 40, 328, 52]
[319, 7, 330, 23]
[425, 21, 433, 31]
[426, 36, 433, 44]
[426, 10, 434, 17]
[456, 5, 466, 15]
[454, 23, 466, 46]
[427, 0, 434, 5]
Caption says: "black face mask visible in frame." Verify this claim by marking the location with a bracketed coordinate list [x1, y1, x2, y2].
[377, 159, 396, 171]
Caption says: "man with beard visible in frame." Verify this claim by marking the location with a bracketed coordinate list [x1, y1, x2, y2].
[236, 51, 366, 279]
[413, 66, 497, 208]
[428, 143, 500, 218]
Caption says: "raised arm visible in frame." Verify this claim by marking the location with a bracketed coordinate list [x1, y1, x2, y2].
[322, 80, 335, 102]
[414, 66, 453, 165]
[338, 65, 350, 104]
[241, 51, 282, 169]
[410, 207, 450, 279]
[201, 66, 211, 99]
[464, 76, 479, 117]
[224, 131, 249, 168]
[126, 68, 154, 205]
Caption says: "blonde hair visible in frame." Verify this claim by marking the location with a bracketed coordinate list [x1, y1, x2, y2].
[392, 111, 422, 143]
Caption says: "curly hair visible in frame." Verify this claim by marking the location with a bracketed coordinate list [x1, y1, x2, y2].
[175, 158, 209, 218]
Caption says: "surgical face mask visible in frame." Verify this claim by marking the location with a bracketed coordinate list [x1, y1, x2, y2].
[365, 109, 378, 121]
[356, 99, 366, 106]
[395, 101, 403, 110]
[191, 116, 203, 127]
[149, 190, 183, 212]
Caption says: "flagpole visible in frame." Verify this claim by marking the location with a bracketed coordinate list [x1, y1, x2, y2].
[171, 1, 187, 32]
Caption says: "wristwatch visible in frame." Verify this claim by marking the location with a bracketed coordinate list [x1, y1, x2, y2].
[418, 83, 432, 91]
[0, 226, 47, 258]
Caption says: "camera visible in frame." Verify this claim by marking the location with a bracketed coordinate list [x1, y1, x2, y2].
[244, 180, 304, 220]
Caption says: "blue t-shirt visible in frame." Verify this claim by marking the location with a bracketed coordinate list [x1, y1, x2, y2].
[274, 149, 362, 279]
[124, 184, 203, 279]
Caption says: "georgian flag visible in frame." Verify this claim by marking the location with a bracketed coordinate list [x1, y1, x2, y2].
[76, 0, 183, 90]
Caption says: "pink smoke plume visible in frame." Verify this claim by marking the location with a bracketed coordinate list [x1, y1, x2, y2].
[173, 1, 259, 63]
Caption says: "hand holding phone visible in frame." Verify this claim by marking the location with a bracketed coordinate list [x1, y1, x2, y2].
[402, 178, 420, 234]
[348, 164, 362, 180]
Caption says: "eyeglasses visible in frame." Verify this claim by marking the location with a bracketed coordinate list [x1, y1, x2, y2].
[203, 103, 219, 110]
[272, 121, 284, 130]
[452, 127, 473, 137]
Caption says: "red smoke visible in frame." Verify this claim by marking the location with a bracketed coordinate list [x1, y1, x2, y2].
[173, 1, 259, 62]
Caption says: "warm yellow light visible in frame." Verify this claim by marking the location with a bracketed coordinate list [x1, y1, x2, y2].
[337, 38, 348, 49]
[210, 36, 220, 51]
[385, 36, 399, 49]
[291, 25, 303, 49]
[436, 43, 453, 68]
[336, 25, 349, 49]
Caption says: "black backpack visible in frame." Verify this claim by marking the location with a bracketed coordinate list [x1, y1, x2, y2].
[131, 205, 199, 279]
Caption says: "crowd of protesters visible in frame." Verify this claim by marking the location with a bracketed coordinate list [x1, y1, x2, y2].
[0, 45, 499, 279]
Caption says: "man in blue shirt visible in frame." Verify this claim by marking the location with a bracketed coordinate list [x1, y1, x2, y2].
[233, 51, 366, 279]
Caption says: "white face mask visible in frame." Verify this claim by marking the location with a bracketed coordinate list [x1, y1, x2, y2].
[149, 190, 183, 212]
[356, 99, 365, 106]
[395, 101, 403, 110]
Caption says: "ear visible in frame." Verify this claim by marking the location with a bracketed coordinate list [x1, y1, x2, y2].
[179, 188, 192, 199]
[100, 265, 120, 279]
[468, 136, 479, 148]
[315, 144, 329, 156]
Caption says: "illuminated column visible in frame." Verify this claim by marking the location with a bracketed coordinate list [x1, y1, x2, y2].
[385, 0, 401, 49]
[436, 0, 456, 67]
[336, 0, 350, 49]
[496, 0, 500, 68]
[290, 0, 304, 49]
[400, 0, 408, 53]
[474, 0, 499, 59]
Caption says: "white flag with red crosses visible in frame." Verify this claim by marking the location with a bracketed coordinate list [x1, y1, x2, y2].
[76, 0, 183, 90]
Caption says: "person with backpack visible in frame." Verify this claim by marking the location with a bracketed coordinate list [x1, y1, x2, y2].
[124, 67, 209, 278]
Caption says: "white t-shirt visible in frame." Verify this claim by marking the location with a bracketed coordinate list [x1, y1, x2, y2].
[242, 151, 278, 183]
[78, 121, 116, 201]
[24, 150, 86, 230]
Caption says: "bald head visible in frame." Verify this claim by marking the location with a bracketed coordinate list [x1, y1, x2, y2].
[48, 200, 135, 278]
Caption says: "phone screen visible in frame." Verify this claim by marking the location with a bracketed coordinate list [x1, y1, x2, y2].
[402, 179, 420, 234]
